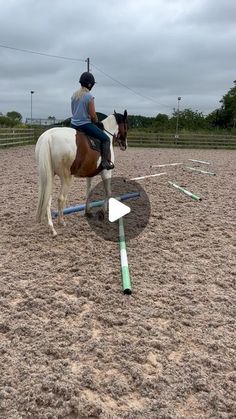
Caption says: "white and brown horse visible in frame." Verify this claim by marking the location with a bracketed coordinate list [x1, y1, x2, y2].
[35, 110, 128, 236]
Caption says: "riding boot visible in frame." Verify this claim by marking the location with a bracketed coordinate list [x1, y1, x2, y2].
[101, 140, 114, 170]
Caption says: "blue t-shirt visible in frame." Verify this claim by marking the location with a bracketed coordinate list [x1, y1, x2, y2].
[71, 91, 94, 126]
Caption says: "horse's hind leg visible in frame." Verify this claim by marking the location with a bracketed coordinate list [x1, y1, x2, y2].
[46, 196, 57, 237]
[58, 175, 73, 226]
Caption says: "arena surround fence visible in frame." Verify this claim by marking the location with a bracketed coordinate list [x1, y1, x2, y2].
[1, 128, 236, 149]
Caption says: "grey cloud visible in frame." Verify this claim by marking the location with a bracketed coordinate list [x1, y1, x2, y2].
[0, 0, 235, 119]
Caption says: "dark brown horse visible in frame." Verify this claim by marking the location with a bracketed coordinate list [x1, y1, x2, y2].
[35, 111, 128, 236]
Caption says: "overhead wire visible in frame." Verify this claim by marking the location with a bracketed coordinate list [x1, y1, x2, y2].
[91, 62, 171, 108]
[0, 42, 172, 109]
[0, 43, 85, 62]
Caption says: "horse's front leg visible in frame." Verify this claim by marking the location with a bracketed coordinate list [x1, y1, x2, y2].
[58, 175, 73, 226]
[85, 177, 93, 217]
[101, 171, 112, 216]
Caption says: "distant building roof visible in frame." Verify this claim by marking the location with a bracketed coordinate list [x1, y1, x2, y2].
[25, 117, 64, 126]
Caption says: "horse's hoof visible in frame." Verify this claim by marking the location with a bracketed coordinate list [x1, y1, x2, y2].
[59, 222, 66, 227]
[85, 211, 94, 219]
[58, 218, 66, 227]
[52, 231, 58, 238]
[96, 210, 105, 221]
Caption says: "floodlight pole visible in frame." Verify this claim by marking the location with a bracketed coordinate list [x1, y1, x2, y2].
[175, 96, 181, 139]
[30, 91, 34, 124]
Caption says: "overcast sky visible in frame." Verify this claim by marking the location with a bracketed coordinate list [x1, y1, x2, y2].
[0, 0, 235, 121]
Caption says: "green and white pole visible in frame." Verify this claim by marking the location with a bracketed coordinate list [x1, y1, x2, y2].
[168, 181, 202, 201]
[188, 159, 210, 165]
[118, 217, 132, 295]
[186, 167, 216, 176]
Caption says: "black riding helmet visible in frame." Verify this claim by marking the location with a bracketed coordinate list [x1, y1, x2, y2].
[79, 72, 95, 89]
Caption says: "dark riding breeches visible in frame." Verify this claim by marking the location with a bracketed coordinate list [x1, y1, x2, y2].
[70, 123, 110, 143]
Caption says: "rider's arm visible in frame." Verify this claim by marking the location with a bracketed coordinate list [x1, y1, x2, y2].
[88, 98, 98, 123]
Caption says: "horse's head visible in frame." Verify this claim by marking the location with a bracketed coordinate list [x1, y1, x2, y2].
[114, 110, 128, 151]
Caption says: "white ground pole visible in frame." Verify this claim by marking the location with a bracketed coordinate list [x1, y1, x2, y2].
[128, 173, 166, 181]
[188, 159, 210, 165]
[151, 162, 183, 168]
[185, 167, 216, 176]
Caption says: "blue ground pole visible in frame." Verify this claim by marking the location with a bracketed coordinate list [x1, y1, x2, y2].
[52, 192, 140, 218]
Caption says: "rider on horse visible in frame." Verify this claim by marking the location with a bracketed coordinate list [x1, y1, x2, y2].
[70, 72, 114, 171]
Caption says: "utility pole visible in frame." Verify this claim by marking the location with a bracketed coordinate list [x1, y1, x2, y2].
[86, 57, 90, 72]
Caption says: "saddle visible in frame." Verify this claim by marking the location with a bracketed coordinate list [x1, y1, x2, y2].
[86, 135, 102, 153]
[70, 131, 110, 178]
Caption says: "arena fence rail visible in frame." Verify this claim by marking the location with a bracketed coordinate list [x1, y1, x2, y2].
[0, 128, 46, 148]
[1, 129, 236, 149]
[127, 132, 236, 149]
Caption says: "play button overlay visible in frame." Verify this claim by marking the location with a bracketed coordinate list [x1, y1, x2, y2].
[85, 176, 151, 242]
[108, 198, 131, 222]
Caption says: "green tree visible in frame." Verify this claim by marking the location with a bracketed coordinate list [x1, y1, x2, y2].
[0, 116, 14, 127]
[153, 113, 169, 131]
[170, 108, 207, 131]
[205, 109, 225, 129]
[128, 115, 154, 130]
[6, 111, 22, 123]
[219, 80, 236, 128]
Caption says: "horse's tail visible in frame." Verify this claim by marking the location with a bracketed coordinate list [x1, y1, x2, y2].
[35, 133, 53, 222]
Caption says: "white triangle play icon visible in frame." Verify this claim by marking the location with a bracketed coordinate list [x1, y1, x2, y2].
[108, 198, 131, 222]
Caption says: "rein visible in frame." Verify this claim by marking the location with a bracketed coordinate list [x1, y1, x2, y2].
[104, 128, 114, 137]
[104, 128, 120, 145]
